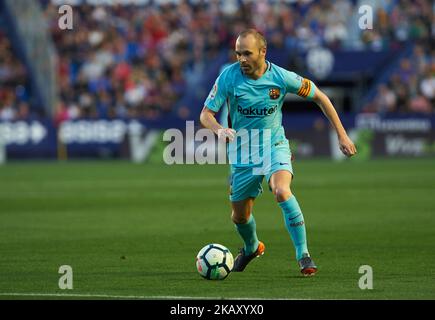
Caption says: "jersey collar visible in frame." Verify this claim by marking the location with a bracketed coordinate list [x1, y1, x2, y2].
[242, 60, 271, 83]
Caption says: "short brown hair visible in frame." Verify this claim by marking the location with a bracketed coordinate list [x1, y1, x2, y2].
[237, 29, 267, 49]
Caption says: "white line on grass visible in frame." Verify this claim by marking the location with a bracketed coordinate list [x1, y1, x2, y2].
[0, 292, 297, 300]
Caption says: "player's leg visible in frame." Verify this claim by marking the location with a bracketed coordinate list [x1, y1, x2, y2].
[269, 170, 317, 275]
[231, 197, 258, 255]
[230, 168, 265, 271]
[267, 139, 317, 275]
[269, 170, 309, 258]
[231, 198, 266, 271]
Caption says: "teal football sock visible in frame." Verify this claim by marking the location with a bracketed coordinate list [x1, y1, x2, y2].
[278, 195, 309, 260]
[235, 214, 259, 256]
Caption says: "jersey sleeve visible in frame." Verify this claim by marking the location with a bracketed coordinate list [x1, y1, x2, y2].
[283, 71, 316, 99]
[203, 70, 229, 113]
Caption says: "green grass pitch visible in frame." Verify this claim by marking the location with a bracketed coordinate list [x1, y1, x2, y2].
[0, 159, 434, 299]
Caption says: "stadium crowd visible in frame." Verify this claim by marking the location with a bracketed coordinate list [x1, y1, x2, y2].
[363, 42, 434, 114]
[361, 0, 434, 114]
[0, 29, 31, 121]
[1, 0, 433, 122]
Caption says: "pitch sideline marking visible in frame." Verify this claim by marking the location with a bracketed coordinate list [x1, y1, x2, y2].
[0, 292, 298, 300]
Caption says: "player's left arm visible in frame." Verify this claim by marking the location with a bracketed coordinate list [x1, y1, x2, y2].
[312, 88, 357, 157]
[283, 70, 356, 157]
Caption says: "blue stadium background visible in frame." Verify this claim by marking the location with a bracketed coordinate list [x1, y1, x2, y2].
[0, 0, 433, 161]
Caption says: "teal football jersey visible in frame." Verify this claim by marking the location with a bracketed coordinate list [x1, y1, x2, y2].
[204, 61, 316, 167]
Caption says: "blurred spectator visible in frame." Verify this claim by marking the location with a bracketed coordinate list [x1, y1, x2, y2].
[0, 91, 16, 120]
[0, 30, 31, 121]
[408, 91, 432, 114]
[397, 58, 415, 83]
[373, 84, 397, 114]
[420, 66, 434, 101]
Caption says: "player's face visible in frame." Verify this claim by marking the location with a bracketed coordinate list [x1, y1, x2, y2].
[235, 35, 266, 77]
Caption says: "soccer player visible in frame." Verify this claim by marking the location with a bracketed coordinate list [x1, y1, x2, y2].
[199, 29, 357, 276]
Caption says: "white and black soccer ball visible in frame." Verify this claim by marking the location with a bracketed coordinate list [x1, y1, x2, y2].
[196, 243, 234, 280]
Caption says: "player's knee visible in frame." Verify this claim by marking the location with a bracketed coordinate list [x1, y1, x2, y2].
[273, 187, 292, 202]
[231, 211, 249, 224]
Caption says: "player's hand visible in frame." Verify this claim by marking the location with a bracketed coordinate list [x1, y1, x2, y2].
[338, 135, 357, 157]
[217, 128, 236, 142]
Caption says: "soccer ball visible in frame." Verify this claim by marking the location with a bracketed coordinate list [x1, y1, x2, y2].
[196, 243, 234, 280]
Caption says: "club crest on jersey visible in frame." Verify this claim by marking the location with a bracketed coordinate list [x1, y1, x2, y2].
[269, 88, 280, 100]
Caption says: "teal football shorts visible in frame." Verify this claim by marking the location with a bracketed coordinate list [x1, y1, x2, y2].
[229, 140, 293, 202]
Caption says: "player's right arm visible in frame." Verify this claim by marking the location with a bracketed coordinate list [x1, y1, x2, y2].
[200, 69, 236, 142]
[200, 107, 236, 142]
